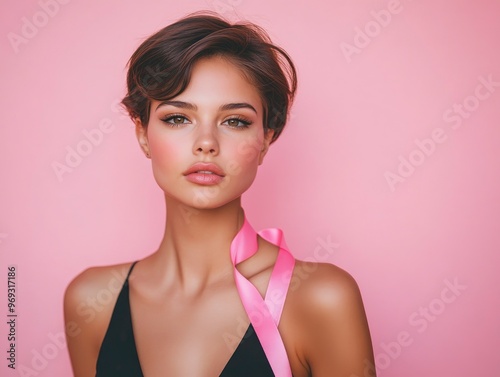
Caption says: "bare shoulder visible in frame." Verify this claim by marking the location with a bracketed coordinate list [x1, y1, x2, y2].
[64, 261, 135, 332]
[290, 260, 363, 313]
[64, 262, 134, 307]
[63, 261, 136, 377]
[286, 260, 375, 376]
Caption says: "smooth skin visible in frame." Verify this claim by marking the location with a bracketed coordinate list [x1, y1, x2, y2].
[64, 55, 376, 377]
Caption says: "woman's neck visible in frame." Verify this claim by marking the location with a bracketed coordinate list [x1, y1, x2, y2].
[151, 196, 245, 295]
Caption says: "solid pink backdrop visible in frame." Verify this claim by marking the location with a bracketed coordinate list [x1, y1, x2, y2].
[1, 0, 499, 376]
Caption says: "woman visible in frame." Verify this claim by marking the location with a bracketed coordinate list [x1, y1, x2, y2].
[64, 11, 376, 377]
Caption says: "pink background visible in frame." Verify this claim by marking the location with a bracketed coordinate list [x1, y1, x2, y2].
[1, 0, 499, 376]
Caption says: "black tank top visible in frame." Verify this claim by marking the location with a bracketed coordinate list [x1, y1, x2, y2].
[95, 261, 275, 376]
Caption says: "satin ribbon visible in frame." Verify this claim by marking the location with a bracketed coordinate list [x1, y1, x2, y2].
[230, 215, 295, 377]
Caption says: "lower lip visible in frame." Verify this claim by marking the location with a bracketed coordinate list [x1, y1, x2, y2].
[185, 173, 224, 185]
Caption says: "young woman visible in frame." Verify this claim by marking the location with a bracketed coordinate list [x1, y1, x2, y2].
[64, 11, 376, 377]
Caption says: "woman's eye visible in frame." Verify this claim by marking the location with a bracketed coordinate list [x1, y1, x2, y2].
[161, 115, 189, 126]
[224, 118, 251, 128]
[172, 116, 185, 124]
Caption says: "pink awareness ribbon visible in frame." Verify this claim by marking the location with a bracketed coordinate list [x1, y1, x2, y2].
[230, 214, 295, 377]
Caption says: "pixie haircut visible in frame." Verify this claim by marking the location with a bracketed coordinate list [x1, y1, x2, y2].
[120, 11, 297, 144]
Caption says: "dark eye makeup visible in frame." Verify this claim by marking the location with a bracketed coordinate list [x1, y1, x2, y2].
[159, 114, 253, 129]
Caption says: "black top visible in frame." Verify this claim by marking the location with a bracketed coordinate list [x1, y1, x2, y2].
[95, 261, 275, 376]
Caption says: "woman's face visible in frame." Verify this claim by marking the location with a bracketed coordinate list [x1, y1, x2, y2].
[135, 55, 274, 209]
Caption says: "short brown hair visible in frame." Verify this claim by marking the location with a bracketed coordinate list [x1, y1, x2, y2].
[120, 11, 297, 144]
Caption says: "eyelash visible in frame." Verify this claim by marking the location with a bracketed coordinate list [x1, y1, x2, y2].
[160, 114, 189, 127]
[160, 114, 252, 129]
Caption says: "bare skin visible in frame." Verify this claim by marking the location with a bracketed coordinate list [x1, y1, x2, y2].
[64, 56, 375, 377]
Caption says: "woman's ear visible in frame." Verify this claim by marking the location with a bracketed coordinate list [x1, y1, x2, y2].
[258, 128, 275, 165]
[134, 118, 151, 158]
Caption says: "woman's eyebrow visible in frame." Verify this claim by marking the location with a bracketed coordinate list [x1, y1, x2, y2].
[220, 102, 257, 114]
[156, 100, 257, 114]
[156, 100, 195, 111]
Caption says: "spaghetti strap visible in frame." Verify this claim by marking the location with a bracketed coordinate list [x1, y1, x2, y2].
[125, 261, 138, 281]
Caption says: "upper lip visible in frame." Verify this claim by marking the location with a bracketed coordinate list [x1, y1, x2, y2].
[183, 162, 225, 176]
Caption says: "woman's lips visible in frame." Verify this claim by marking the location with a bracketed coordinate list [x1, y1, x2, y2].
[184, 171, 224, 185]
[183, 162, 225, 185]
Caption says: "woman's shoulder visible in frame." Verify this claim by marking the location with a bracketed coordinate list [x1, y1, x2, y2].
[289, 260, 363, 317]
[286, 260, 374, 373]
[293, 260, 360, 294]
[63, 261, 138, 375]
[64, 261, 136, 305]
[63, 261, 137, 338]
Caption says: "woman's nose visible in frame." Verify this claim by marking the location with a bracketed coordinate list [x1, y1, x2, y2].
[192, 124, 219, 156]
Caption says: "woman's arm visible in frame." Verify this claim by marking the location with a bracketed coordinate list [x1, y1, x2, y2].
[297, 262, 376, 377]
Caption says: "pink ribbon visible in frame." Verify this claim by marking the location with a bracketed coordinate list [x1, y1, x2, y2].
[230, 214, 295, 377]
